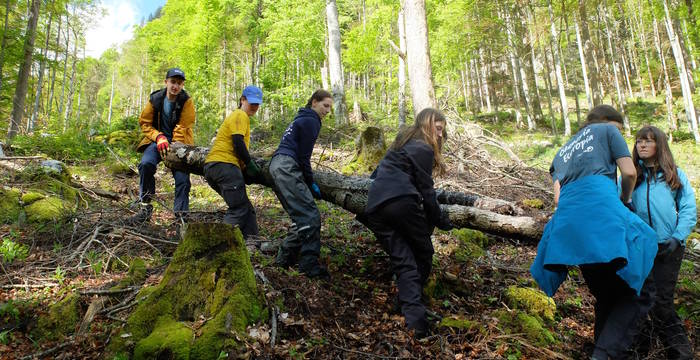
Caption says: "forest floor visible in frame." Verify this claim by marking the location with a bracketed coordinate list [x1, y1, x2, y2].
[1, 106, 699, 359]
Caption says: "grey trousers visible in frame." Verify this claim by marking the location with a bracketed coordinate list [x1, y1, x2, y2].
[203, 162, 258, 237]
[269, 155, 321, 270]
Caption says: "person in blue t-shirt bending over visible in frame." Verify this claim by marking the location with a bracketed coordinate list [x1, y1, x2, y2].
[270, 90, 333, 279]
[530, 105, 658, 360]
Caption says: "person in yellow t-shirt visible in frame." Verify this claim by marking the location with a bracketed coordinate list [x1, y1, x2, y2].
[203, 85, 263, 237]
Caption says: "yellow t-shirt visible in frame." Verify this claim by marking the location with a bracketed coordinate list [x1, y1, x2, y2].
[205, 109, 250, 167]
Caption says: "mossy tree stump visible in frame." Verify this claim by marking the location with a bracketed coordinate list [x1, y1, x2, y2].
[110, 223, 266, 359]
[342, 126, 386, 174]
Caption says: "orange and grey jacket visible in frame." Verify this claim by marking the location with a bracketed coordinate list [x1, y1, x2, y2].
[136, 88, 195, 152]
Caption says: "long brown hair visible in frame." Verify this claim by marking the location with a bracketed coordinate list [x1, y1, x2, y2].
[390, 107, 447, 176]
[632, 125, 680, 190]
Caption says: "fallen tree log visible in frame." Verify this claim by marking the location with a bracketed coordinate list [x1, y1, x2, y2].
[164, 142, 545, 242]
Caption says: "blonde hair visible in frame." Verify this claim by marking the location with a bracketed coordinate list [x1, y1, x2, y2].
[390, 108, 447, 176]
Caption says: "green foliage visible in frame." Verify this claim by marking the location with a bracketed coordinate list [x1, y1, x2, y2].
[0, 300, 20, 323]
[0, 188, 22, 224]
[53, 266, 66, 286]
[0, 238, 29, 263]
[10, 132, 109, 162]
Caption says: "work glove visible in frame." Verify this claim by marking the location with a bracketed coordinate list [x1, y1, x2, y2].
[310, 182, 322, 199]
[156, 133, 169, 157]
[658, 238, 681, 257]
[245, 159, 261, 179]
[436, 209, 454, 231]
[622, 200, 636, 213]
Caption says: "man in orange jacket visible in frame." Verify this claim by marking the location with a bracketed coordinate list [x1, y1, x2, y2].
[130, 68, 196, 224]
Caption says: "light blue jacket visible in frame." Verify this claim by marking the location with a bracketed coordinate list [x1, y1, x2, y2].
[630, 167, 697, 246]
[530, 175, 657, 296]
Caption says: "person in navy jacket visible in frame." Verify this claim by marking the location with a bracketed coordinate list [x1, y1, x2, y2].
[364, 108, 453, 339]
[530, 105, 657, 360]
[270, 90, 333, 279]
[630, 125, 696, 359]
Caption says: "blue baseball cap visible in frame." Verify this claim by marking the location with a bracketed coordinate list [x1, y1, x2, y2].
[242, 85, 263, 104]
[166, 67, 186, 80]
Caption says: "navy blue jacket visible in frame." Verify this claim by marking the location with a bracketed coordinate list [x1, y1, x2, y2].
[366, 139, 441, 226]
[274, 108, 322, 185]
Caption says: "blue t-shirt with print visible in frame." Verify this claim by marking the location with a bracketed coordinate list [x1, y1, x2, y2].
[161, 98, 175, 140]
[550, 123, 630, 187]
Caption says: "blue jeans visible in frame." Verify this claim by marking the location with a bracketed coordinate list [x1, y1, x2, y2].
[138, 142, 190, 213]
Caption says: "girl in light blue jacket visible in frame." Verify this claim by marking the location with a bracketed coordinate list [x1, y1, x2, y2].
[631, 125, 696, 360]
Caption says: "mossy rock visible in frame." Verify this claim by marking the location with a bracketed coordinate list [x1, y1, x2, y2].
[521, 198, 544, 209]
[505, 286, 556, 322]
[494, 309, 557, 347]
[21, 191, 45, 205]
[33, 292, 81, 341]
[107, 161, 135, 176]
[453, 229, 489, 262]
[0, 188, 21, 224]
[24, 196, 69, 223]
[109, 222, 266, 359]
[18, 161, 78, 203]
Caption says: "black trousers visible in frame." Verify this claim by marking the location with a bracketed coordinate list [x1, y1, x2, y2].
[580, 262, 653, 359]
[367, 196, 434, 333]
[634, 243, 693, 360]
[203, 162, 258, 237]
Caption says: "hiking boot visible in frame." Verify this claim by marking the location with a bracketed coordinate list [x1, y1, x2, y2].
[302, 265, 330, 280]
[127, 203, 153, 224]
[274, 246, 299, 268]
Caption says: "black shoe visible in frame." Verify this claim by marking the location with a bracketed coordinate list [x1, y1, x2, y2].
[127, 203, 153, 224]
[412, 326, 430, 340]
[302, 266, 330, 280]
[274, 247, 299, 268]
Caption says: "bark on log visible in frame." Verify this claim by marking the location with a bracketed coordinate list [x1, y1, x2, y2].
[164, 143, 545, 242]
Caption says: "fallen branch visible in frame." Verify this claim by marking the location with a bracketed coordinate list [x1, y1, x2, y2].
[20, 337, 76, 360]
[78, 286, 141, 295]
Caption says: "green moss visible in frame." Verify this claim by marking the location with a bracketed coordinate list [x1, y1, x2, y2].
[113, 258, 147, 290]
[21, 191, 45, 205]
[505, 286, 556, 322]
[110, 223, 265, 358]
[453, 228, 489, 262]
[25, 197, 69, 223]
[0, 188, 21, 224]
[107, 162, 133, 176]
[494, 309, 557, 347]
[107, 130, 139, 147]
[19, 163, 78, 203]
[522, 198, 544, 209]
[439, 316, 484, 333]
[341, 127, 386, 175]
[133, 318, 193, 360]
[34, 292, 81, 341]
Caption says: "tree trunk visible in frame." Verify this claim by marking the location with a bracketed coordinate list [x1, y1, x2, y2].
[326, 0, 347, 125]
[0, 0, 12, 94]
[542, 47, 556, 134]
[7, 0, 41, 141]
[397, 5, 407, 127]
[30, 12, 53, 133]
[674, 18, 695, 92]
[478, 49, 491, 112]
[603, 3, 630, 135]
[64, 27, 78, 126]
[653, 14, 676, 130]
[163, 143, 542, 241]
[578, 0, 602, 106]
[524, 2, 542, 121]
[547, 0, 570, 135]
[505, 10, 523, 128]
[47, 15, 61, 115]
[637, 0, 656, 97]
[107, 68, 115, 129]
[59, 15, 69, 117]
[663, 0, 700, 142]
[403, 0, 436, 114]
[575, 20, 593, 110]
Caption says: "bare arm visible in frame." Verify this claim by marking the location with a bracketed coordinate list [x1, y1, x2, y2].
[552, 178, 560, 208]
[617, 157, 636, 203]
